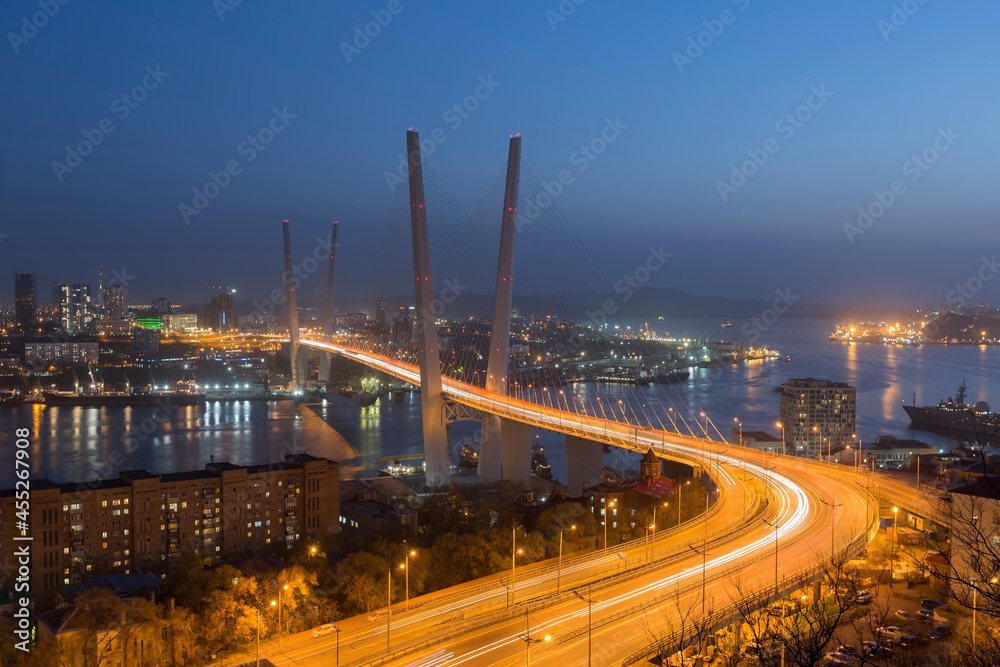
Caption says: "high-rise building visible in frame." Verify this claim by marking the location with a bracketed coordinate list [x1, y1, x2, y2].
[202, 292, 235, 332]
[779, 377, 856, 459]
[53, 283, 94, 333]
[376, 299, 389, 326]
[104, 284, 127, 320]
[151, 297, 172, 314]
[14, 273, 36, 334]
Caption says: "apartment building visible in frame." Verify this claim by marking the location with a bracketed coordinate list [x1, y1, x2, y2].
[0, 454, 339, 591]
[779, 377, 857, 458]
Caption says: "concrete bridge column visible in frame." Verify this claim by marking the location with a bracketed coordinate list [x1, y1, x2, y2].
[500, 419, 532, 487]
[566, 435, 604, 497]
[480, 414, 503, 483]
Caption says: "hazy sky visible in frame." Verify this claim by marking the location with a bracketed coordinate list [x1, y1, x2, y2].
[2, 1, 998, 309]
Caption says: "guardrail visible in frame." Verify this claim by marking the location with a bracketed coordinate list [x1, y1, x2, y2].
[617, 519, 876, 667]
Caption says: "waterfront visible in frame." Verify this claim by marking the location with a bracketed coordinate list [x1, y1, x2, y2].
[2, 316, 999, 489]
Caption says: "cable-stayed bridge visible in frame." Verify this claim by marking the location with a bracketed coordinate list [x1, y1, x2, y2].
[251, 131, 940, 666]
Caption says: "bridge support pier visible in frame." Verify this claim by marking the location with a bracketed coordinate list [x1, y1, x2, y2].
[566, 435, 603, 497]
[282, 219, 302, 390]
[480, 415, 503, 483]
[500, 419, 533, 488]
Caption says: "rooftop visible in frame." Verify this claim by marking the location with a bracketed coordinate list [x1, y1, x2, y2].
[950, 477, 1000, 500]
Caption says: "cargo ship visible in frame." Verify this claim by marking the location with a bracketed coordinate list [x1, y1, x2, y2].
[902, 381, 1000, 436]
[43, 390, 204, 407]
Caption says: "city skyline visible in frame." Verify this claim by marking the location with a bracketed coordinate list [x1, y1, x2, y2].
[2, 2, 998, 306]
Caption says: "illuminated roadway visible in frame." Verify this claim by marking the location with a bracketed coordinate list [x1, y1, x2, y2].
[265, 340, 878, 666]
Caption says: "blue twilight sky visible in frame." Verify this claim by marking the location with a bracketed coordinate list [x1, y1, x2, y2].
[1, 0, 998, 309]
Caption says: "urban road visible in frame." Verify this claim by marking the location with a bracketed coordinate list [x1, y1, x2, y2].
[222, 340, 923, 666]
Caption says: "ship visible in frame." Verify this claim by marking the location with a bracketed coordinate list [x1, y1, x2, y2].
[902, 381, 1000, 436]
[458, 439, 479, 469]
[43, 390, 204, 407]
[392, 388, 405, 403]
[531, 436, 553, 479]
[646, 369, 690, 384]
[0, 392, 26, 407]
[359, 391, 378, 407]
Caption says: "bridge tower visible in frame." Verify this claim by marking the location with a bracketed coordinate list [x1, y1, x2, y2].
[406, 130, 450, 487]
[282, 219, 305, 389]
[480, 136, 526, 485]
[318, 220, 339, 384]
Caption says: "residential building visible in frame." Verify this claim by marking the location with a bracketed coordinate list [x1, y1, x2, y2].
[24, 342, 99, 366]
[0, 454, 339, 592]
[104, 284, 127, 320]
[131, 327, 159, 354]
[779, 377, 857, 458]
[585, 449, 675, 544]
[202, 292, 235, 332]
[14, 273, 36, 334]
[53, 283, 94, 333]
[339, 480, 417, 535]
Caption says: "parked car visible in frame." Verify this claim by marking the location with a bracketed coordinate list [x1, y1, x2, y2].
[768, 600, 799, 617]
[861, 640, 894, 660]
[823, 651, 856, 665]
[876, 626, 903, 641]
[311, 623, 335, 638]
[920, 597, 946, 610]
[835, 645, 860, 659]
[856, 590, 872, 604]
[928, 623, 952, 639]
[899, 634, 928, 648]
[916, 608, 935, 621]
[894, 609, 917, 623]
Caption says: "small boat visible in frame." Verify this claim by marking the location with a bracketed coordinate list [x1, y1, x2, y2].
[359, 392, 378, 407]
[785, 356, 791, 362]
[392, 388, 404, 403]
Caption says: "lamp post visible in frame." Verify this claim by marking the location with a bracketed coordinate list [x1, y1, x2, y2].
[255, 605, 262, 667]
[677, 481, 689, 525]
[688, 543, 708, 616]
[557, 524, 576, 595]
[573, 582, 595, 666]
[334, 622, 341, 666]
[403, 543, 416, 609]
[522, 608, 552, 666]
[604, 501, 615, 551]
[763, 518, 780, 600]
[734, 417, 742, 446]
[275, 583, 288, 646]
[651, 501, 666, 563]
[891, 507, 898, 588]
[700, 411, 707, 438]
[776, 422, 785, 456]
[819, 494, 842, 562]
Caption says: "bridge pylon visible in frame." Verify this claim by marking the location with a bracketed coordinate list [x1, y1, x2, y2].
[480, 136, 523, 485]
[281, 219, 305, 389]
[406, 131, 450, 487]
[318, 220, 339, 384]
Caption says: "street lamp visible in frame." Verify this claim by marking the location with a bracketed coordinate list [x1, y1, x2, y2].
[819, 494, 843, 562]
[404, 543, 416, 609]
[651, 501, 667, 563]
[775, 422, 785, 456]
[677, 481, 690, 525]
[891, 507, 899, 588]
[573, 583, 596, 667]
[734, 417, 742, 446]
[557, 524, 576, 595]
[763, 517, 780, 601]
[604, 501, 615, 551]
[521, 608, 552, 667]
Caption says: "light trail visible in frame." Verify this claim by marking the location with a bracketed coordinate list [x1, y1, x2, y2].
[289, 340, 869, 667]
